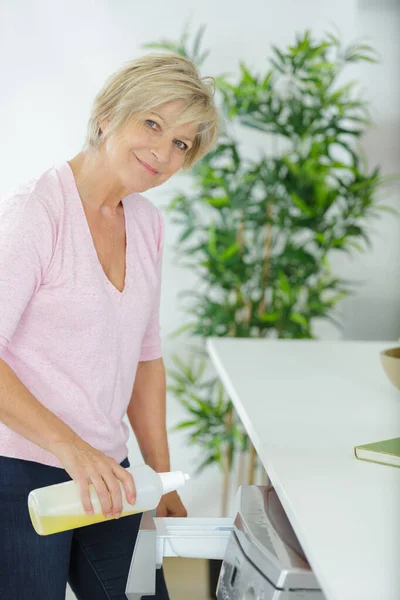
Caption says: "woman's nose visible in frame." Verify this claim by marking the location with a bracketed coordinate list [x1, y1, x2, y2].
[150, 138, 172, 164]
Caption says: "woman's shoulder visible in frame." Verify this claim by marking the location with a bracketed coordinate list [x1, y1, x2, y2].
[0, 166, 65, 269]
[0, 164, 65, 227]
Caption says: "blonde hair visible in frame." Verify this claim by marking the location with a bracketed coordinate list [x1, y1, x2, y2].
[85, 53, 219, 167]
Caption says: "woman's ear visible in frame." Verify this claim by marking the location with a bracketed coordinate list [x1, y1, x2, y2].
[99, 118, 110, 137]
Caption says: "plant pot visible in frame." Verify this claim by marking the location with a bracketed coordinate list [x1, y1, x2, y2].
[208, 559, 222, 599]
[380, 347, 400, 390]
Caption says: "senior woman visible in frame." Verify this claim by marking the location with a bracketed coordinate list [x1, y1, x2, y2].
[0, 53, 218, 599]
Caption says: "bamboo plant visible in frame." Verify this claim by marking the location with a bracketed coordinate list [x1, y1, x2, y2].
[144, 28, 393, 513]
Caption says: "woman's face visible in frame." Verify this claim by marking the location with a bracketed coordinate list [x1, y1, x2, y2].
[101, 100, 198, 194]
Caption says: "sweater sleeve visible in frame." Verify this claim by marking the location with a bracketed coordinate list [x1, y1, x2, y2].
[0, 194, 55, 357]
[139, 209, 164, 362]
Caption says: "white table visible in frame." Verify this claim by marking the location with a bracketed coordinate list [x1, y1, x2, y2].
[206, 338, 400, 600]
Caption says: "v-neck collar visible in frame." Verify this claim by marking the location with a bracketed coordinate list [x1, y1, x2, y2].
[61, 161, 131, 298]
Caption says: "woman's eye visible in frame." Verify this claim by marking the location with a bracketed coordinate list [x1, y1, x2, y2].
[146, 119, 159, 130]
[174, 140, 188, 151]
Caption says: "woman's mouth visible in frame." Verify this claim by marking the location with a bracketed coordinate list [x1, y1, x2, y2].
[134, 154, 159, 175]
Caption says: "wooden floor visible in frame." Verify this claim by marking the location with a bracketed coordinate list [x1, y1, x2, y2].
[164, 558, 211, 600]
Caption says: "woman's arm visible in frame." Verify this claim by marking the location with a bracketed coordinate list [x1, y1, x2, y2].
[127, 357, 170, 472]
[0, 358, 136, 518]
[126, 357, 187, 517]
[0, 358, 75, 452]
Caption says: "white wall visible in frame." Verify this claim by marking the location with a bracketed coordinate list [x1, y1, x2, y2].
[1, 0, 399, 530]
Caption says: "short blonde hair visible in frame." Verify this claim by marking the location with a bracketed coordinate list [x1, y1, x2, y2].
[85, 53, 219, 167]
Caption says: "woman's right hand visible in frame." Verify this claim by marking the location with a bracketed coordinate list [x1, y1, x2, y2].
[50, 435, 136, 519]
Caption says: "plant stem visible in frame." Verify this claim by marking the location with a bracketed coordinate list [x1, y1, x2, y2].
[259, 200, 274, 314]
[221, 406, 233, 516]
[248, 441, 257, 485]
[262, 468, 270, 486]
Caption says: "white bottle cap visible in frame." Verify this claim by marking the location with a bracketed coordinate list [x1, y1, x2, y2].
[159, 471, 190, 495]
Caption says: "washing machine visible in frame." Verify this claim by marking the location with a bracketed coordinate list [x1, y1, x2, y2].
[126, 485, 326, 600]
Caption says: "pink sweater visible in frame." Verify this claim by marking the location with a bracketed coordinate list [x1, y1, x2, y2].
[0, 162, 164, 468]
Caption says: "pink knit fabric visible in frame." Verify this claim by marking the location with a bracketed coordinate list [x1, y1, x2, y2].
[0, 162, 164, 468]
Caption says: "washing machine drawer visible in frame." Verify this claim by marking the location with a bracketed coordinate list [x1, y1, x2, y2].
[154, 516, 234, 562]
[125, 512, 233, 599]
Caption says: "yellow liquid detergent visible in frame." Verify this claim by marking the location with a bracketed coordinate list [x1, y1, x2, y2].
[29, 505, 141, 536]
[28, 465, 190, 536]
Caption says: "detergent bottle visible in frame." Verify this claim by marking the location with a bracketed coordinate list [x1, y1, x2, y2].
[28, 464, 189, 535]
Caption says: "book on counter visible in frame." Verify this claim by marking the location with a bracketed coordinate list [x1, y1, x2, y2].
[354, 437, 400, 468]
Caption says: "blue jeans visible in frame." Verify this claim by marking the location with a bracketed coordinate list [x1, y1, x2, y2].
[0, 455, 170, 600]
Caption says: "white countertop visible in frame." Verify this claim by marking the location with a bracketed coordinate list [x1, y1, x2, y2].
[206, 338, 400, 600]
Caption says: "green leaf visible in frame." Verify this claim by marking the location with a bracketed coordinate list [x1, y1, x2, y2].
[259, 311, 280, 322]
[205, 196, 230, 207]
[171, 354, 192, 379]
[195, 455, 218, 474]
[178, 227, 195, 243]
[219, 243, 240, 262]
[262, 71, 273, 89]
[239, 62, 256, 85]
[291, 192, 313, 215]
[188, 397, 215, 416]
[374, 204, 399, 215]
[330, 161, 349, 169]
[272, 45, 287, 65]
[278, 272, 291, 297]
[169, 322, 196, 338]
[345, 240, 365, 253]
[195, 359, 208, 381]
[290, 313, 309, 328]
[198, 49, 210, 65]
[208, 222, 218, 257]
[325, 292, 348, 306]
[270, 59, 285, 74]
[192, 24, 206, 60]
[311, 61, 335, 70]
[347, 53, 379, 64]
[325, 32, 340, 47]
[172, 420, 199, 431]
[142, 41, 180, 52]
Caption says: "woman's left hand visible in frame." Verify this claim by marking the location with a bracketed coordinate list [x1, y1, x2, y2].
[156, 491, 188, 517]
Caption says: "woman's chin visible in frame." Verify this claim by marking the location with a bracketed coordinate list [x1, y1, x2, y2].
[119, 170, 149, 195]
